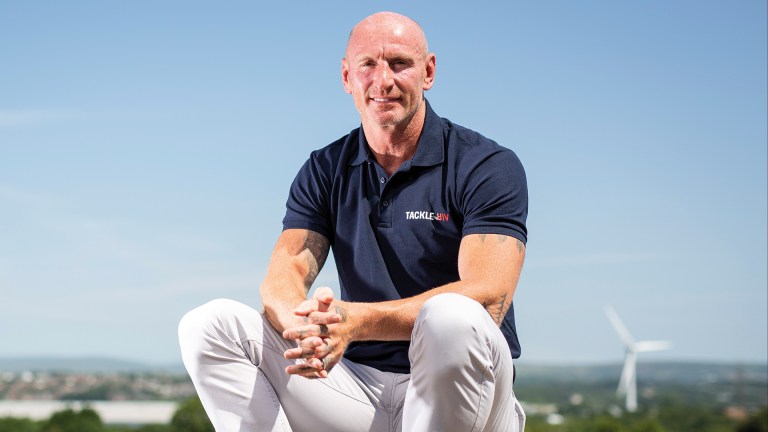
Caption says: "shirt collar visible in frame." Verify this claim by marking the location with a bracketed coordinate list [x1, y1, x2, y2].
[349, 99, 444, 167]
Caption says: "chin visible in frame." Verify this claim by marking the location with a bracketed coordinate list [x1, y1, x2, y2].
[367, 111, 403, 127]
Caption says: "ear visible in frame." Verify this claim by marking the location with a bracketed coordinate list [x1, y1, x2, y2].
[422, 53, 436, 91]
[341, 58, 352, 94]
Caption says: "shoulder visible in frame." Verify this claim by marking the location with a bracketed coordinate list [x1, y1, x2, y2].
[441, 118, 525, 176]
[304, 128, 361, 170]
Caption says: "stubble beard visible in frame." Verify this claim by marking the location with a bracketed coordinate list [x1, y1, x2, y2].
[367, 95, 423, 129]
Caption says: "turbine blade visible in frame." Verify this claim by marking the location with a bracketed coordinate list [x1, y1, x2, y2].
[627, 357, 638, 412]
[605, 305, 635, 346]
[621, 351, 636, 395]
[635, 340, 672, 352]
[617, 355, 630, 395]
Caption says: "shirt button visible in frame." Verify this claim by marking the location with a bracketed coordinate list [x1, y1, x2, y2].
[380, 177, 386, 184]
[382, 200, 389, 207]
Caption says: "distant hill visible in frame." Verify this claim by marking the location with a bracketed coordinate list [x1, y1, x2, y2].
[513, 361, 768, 410]
[515, 361, 768, 385]
[0, 357, 185, 373]
[0, 357, 765, 385]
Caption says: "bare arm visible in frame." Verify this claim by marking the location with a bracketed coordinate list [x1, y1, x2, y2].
[260, 228, 331, 333]
[343, 233, 526, 341]
[282, 232, 525, 377]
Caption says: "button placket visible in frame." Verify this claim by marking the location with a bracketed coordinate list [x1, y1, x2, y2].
[370, 161, 395, 228]
[379, 180, 393, 228]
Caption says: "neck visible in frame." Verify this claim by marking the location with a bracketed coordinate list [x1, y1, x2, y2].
[362, 103, 426, 176]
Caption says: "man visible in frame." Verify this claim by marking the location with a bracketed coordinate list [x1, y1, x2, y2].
[179, 11, 528, 432]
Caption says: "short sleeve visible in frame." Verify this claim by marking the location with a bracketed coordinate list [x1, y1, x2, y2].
[282, 152, 333, 241]
[460, 149, 528, 244]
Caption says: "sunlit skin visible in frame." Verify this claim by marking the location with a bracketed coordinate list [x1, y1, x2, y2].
[263, 13, 525, 380]
[342, 12, 436, 175]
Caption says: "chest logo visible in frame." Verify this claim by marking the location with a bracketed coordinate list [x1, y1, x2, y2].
[405, 211, 450, 222]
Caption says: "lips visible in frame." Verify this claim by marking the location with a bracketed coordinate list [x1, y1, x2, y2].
[371, 97, 399, 103]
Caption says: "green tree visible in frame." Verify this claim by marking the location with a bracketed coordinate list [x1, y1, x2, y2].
[567, 415, 626, 432]
[630, 418, 666, 432]
[0, 416, 41, 432]
[656, 402, 733, 432]
[171, 397, 213, 432]
[522, 415, 564, 432]
[133, 425, 173, 432]
[103, 424, 171, 432]
[736, 407, 768, 432]
[41, 407, 103, 432]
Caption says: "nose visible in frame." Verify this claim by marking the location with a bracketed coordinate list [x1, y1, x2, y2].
[372, 62, 395, 94]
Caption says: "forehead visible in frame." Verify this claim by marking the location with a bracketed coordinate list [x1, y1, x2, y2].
[346, 21, 425, 59]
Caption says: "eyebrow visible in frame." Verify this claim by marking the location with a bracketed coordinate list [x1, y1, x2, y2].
[353, 51, 416, 63]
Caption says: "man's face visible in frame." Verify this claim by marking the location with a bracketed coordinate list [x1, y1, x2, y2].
[342, 20, 435, 129]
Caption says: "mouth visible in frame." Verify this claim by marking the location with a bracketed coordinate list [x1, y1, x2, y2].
[371, 97, 400, 103]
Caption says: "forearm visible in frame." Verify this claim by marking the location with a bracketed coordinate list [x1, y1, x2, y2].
[344, 279, 515, 341]
[345, 234, 525, 342]
[260, 269, 310, 333]
[260, 229, 330, 332]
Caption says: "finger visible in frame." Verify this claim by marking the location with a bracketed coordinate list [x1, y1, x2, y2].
[313, 286, 335, 310]
[283, 338, 323, 360]
[312, 338, 336, 358]
[293, 298, 319, 316]
[285, 362, 322, 377]
[282, 325, 331, 340]
[306, 357, 324, 369]
[321, 355, 336, 372]
[284, 361, 328, 379]
[283, 346, 318, 360]
[304, 311, 341, 325]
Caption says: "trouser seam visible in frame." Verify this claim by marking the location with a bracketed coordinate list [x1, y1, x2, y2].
[240, 336, 284, 358]
[258, 367, 291, 431]
[469, 364, 489, 432]
[388, 372, 396, 432]
[243, 336, 376, 407]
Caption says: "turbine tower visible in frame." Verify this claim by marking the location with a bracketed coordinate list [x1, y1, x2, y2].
[605, 305, 672, 412]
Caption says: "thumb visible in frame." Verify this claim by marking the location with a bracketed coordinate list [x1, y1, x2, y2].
[313, 286, 334, 312]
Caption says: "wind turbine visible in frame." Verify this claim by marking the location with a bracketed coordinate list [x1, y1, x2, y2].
[605, 305, 672, 412]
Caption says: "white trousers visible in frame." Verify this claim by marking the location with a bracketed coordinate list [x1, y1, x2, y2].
[178, 293, 525, 432]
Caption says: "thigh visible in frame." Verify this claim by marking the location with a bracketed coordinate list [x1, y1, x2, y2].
[403, 293, 522, 432]
[183, 299, 378, 432]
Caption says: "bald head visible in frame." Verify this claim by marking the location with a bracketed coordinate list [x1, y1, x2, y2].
[346, 12, 429, 60]
[341, 11, 436, 132]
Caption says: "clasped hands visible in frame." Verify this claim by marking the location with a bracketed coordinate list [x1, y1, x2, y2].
[282, 287, 348, 379]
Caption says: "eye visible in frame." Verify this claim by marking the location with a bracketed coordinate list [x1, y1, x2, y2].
[390, 59, 410, 71]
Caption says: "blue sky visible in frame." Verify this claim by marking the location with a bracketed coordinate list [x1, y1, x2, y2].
[1, 1, 765, 365]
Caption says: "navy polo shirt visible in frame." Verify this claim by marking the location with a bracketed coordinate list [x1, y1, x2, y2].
[283, 100, 528, 374]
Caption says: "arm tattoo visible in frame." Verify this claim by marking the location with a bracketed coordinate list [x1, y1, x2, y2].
[335, 305, 348, 323]
[322, 354, 336, 370]
[477, 234, 512, 244]
[302, 231, 330, 289]
[515, 238, 524, 254]
[487, 292, 510, 326]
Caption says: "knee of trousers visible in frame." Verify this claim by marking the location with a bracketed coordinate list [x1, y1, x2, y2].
[178, 298, 250, 362]
[411, 293, 496, 371]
